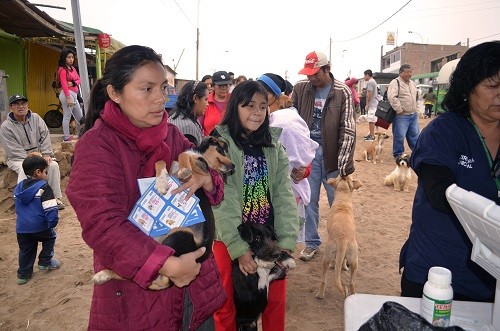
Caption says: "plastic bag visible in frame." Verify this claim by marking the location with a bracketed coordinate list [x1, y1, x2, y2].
[358, 301, 465, 331]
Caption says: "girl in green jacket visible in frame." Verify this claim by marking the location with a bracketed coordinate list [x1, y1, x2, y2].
[211, 81, 299, 331]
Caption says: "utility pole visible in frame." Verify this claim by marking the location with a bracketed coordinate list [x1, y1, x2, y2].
[329, 37, 332, 63]
[70, 0, 90, 111]
[195, 0, 201, 80]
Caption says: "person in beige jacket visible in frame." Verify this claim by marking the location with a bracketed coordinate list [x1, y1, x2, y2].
[387, 64, 420, 158]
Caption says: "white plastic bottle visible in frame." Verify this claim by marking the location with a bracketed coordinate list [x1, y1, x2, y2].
[420, 266, 453, 327]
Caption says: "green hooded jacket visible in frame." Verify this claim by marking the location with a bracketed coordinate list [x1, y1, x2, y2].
[213, 125, 300, 260]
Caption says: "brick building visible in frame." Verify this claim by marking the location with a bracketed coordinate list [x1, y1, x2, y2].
[381, 42, 469, 76]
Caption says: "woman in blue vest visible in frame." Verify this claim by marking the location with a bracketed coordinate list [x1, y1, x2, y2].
[399, 41, 499, 302]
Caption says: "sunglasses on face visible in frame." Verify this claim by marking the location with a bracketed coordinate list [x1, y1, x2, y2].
[216, 84, 229, 89]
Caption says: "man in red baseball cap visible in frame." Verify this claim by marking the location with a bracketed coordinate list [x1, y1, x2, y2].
[298, 51, 330, 76]
[292, 50, 356, 261]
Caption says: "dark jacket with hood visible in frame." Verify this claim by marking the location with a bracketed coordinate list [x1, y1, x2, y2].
[14, 178, 58, 233]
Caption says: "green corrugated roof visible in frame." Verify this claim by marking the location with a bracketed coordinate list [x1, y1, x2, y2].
[56, 20, 103, 35]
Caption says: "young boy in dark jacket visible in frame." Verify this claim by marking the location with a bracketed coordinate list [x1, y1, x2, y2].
[14, 154, 61, 285]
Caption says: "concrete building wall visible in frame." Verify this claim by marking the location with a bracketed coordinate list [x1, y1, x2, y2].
[382, 42, 469, 74]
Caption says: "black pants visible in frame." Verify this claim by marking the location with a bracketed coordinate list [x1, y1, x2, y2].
[17, 228, 57, 278]
[182, 291, 215, 331]
[424, 104, 433, 117]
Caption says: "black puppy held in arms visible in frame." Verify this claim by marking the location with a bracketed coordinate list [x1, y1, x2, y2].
[92, 136, 234, 289]
[232, 222, 296, 331]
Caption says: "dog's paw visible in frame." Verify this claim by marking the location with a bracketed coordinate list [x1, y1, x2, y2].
[155, 168, 170, 195]
[281, 257, 296, 270]
[148, 275, 172, 290]
[92, 270, 113, 285]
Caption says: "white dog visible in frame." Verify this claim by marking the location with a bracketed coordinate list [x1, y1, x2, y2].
[384, 154, 412, 192]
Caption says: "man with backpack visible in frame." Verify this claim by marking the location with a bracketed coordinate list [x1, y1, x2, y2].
[387, 64, 420, 159]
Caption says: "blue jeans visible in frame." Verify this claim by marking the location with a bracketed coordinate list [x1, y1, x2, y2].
[392, 112, 419, 158]
[304, 146, 338, 250]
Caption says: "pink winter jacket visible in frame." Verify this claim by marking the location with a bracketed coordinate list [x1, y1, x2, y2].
[344, 77, 360, 107]
[58, 66, 80, 98]
[66, 119, 226, 330]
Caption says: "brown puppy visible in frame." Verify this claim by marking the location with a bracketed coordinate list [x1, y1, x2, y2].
[277, 94, 292, 109]
[92, 136, 234, 290]
[362, 132, 389, 164]
[316, 175, 362, 299]
[384, 154, 412, 192]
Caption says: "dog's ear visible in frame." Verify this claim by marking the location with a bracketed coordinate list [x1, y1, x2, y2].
[190, 156, 209, 174]
[327, 177, 338, 188]
[265, 224, 279, 241]
[237, 223, 253, 243]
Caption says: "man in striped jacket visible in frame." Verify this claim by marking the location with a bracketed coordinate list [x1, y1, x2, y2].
[291, 51, 356, 261]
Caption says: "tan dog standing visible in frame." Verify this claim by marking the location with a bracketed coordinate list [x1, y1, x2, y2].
[316, 175, 362, 299]
[362, 132, 389, 164]
[384, 154, 412, 192]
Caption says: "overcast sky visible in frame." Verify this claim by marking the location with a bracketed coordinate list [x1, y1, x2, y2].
[39, 0, 500, 84]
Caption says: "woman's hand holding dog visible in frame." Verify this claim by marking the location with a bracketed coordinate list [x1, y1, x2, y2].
[238, 251, 257, 276]
[159, 247, 206, 287]
[171, 172, 213, 200]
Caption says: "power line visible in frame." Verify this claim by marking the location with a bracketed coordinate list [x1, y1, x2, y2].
[407, 5, 500, 20]
[332, 0, 413, 42]
[404, 0, 498, 13]
[470, 32, 500, 43]
[166, 0, 195, 28]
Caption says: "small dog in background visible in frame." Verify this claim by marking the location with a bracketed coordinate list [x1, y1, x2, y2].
[356, 114, 368, 123]
[362, 132, 389, 164]
[233, 222, 295, 331]
[316, 175, 362, 299]
[384, 154, 412, 192]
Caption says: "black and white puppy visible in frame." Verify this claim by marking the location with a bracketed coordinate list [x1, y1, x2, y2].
[232, 222, 296, 331]
[384, 153, 412, 192]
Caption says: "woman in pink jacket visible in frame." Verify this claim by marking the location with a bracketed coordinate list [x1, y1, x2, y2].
[66, 45, 226, 330]
[57, 48, 84, 141]
[344, 77, 360, 109]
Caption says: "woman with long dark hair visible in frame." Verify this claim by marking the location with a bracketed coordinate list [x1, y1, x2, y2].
[56, 48, 83, 141]
[67, 45, 226, 330]
[168, 80, 209, 145]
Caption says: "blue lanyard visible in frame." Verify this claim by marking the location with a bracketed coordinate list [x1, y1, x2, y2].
[468, 118, 500, 198]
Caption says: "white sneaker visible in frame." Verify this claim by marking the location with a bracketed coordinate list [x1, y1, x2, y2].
[299, 247, 317, 261]
[56, 198, 65, 210]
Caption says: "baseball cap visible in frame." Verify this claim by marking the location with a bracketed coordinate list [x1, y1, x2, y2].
[9, 94, 28, 105]
[298, 51, 329, 76]
[212, 71, 232, 85]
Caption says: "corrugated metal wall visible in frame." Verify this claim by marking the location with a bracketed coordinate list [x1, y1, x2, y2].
[0, 33, 26, 97]
[26, 42, 60, 119]
[0, 36, 60, 120]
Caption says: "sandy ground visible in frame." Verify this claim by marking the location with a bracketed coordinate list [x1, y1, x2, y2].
[0, 118, 429, 330]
